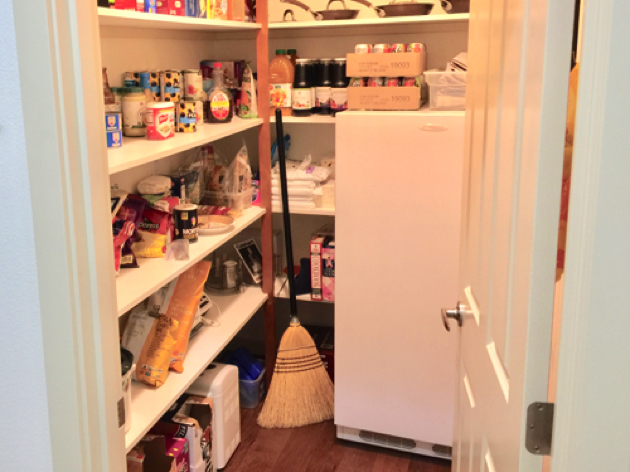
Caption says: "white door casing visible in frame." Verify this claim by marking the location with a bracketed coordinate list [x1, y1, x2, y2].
[451, 0, 574, 470]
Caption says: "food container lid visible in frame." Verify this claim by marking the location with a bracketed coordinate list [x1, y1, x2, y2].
[175, 203, 198, 211]
[123, 87, 144, 94]
[276, 49, 287, 55]
[147, 101, 175, 109]
[288, 49, 297, 54]
[213, 62, 223, 68]
[110, 87, 124, 94]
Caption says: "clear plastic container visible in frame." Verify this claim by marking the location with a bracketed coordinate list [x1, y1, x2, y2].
[424, 70, 467, 111]
[204, 189, 253, 210]
[239, 368, 266, 409]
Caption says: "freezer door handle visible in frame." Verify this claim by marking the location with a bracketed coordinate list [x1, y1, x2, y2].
[441, 305, 463, 331]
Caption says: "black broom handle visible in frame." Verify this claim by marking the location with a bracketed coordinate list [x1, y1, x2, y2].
[275, 109, 298, 319]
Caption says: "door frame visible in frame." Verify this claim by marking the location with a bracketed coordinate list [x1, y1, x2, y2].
[12, 0, 125, 470]
[551, 0, 630, 470]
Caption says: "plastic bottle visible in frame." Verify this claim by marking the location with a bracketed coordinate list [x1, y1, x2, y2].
[269, 49, 294, 117]
[208, 62, 233, 123]
[292, 59, 312, 117]
[287, 49, 298, 66]
[330, 59, 349, 115]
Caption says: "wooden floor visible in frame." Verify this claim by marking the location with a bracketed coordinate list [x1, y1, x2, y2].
[223, 407, 452, 472]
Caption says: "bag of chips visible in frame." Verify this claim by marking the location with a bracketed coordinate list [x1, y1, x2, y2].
[115, 195, 146, 269]
[132, 206, 171, 258]
[113, 220, 135, 275]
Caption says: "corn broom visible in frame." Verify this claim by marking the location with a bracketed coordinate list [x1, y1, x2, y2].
[257, 109, 334, 428]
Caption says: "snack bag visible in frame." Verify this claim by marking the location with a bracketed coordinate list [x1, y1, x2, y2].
[115, 195, 146, 269]
[121, 300, 180, 387]
[132, 206, 171, 258]
[165, 261, 212, 372]
[113, 220, 135, 275]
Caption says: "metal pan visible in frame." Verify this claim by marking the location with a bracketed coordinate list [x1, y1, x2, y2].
[280, 0, 360, 20]
[283, 9, 297, 20]
[351, 0, 433, 17]
[440, 0, 470, 13]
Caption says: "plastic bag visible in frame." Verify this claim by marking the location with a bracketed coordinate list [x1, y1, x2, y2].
[132, 205, 170, 258]
[115, 195, 146, 269]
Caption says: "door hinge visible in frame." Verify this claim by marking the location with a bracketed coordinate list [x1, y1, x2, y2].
[525, 402, 554, 455]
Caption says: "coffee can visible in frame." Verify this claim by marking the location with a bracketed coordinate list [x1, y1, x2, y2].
[149, 70, 162, 101]
[354, 43, 373, 54]
[161, 69, 181, 103]
[124, 71, 139, 87]
[173, 204, 199, 243]
[391, 43, 407, 53]
[373, 43, 390, 53]
[176, 100, 197, 133]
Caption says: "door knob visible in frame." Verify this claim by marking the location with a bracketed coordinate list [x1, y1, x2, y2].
[441, 305, 462, 331]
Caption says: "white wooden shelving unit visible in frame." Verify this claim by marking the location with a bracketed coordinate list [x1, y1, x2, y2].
[116, 207, 266, 316]
[125, 285, 268, 452]
[109, 118, 263, 174]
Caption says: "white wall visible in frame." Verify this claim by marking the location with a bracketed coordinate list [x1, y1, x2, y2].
[0, 2, 53, 471]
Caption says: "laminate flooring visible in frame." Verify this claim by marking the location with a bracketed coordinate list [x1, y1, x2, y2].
[223, 407, 452, 472]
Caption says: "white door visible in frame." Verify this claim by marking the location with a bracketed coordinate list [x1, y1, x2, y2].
[449, 0, 575, 470]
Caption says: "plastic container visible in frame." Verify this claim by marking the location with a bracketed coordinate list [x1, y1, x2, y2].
[145, 101, 175, 140]
[239, 368, 266, 409]
[424, 70, 467, 111]
[122, 87, 147, 137]
[205, 189, 253, 210]
[187, 363, 241, 470]
[269, 49, 294, 117]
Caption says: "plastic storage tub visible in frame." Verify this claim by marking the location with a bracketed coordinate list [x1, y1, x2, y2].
[424, 70, 467, 111]
[239, 368, 266, 409]
[203, 189, 253, 210]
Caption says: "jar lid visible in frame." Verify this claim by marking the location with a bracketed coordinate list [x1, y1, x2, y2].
[296, 59, 310, 63]
[146, 101, 175, 109]
[276, 49, 287, 54]
[124, 87, 144, 94]
[175, 203, 198, 211]
[182, 69, 201, 73]
[334, 58, 347, 63]
[213, 62, 223, 68]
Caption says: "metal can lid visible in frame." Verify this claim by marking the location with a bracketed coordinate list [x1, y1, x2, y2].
[146, 101, 175, 109]
[174, 203, 198, 211]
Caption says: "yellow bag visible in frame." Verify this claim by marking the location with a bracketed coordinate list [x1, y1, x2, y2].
[135, 314, 179, 387]
[167, 260, 212, 372]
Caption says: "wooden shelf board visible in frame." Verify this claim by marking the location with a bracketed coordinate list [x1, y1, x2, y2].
[116, 207, 265, 316]
[99, 7, 261, 32]
[109, 118, 262, 175]
[124, 286, 267, 453]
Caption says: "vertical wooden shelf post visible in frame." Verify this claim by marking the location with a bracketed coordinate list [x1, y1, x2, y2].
[256, 0, 276, 387]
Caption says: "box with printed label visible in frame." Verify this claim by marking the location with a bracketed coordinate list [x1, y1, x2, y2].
[186, 0, 208, 17]
[310, 236, 325, 301]
[348, 87, 421, 111]
[126, 435, 175, 472]
[165, 437, 190, 472]
[346, 52, 425, 78]
[157, 0, 185, 15]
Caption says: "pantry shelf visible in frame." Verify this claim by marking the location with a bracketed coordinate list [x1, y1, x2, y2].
[125, 285, 267, 453]
[98, 7, 262, 32]
[116, 207, 265, 316]
[269, 13, 469, 37]
[108, 118, 263, 174]
[275, 277, 333, 303]
[270, 115, 336, 124]
[272, 206, 335, 216]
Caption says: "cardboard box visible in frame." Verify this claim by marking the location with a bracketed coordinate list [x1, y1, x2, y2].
[126, 435, 175, 472]
[310, 236, 325, 301]
[208, 0, 228, 19]
[346, 52, 425, 78]
[114, 0, 137, 9]
[152, 394, 214, 472]
[322, 241, 335, 302]
[348, 87, 421, 111]
[304, 325, 335, 382]
[164, 437, 190, 472]
[157, 0, 185, 15]
[186, 0, 207, 17]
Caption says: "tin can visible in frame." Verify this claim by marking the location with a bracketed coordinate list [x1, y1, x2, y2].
[349, 77, 366, 87]
[373, 43, 390, 53]
[182, 69, 203, 99]
[145, 102, 175, 140]
[407, 42, 426, 53]
[402, 77, 418, 87]
[367, 77, 385, 87]
[160, 69, 181, 103]
[124, 72, 139, 87]
[106, 131, 123, 148]
[173, 204, 199, 243]
[391, 43, 407, 53]
[176, 101, 197, 133]
[105, 112, 121, 131]
[149, 70, 161, 101]
[386, 77, 400, 87]
[184, 97, 204, 126]
[354, 43, 372, 54]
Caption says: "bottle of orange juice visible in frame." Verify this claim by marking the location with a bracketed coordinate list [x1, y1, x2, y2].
[269, 49, 294, 117]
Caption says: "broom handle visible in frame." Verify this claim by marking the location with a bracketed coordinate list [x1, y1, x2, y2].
[275, 109, 299, 320]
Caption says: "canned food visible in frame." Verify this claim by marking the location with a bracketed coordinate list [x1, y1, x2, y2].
[106, 131, 122, 148]
[161, 69, 181, 103]
[354, 43, 373, 54]
[173, 204, 199, 243]
[149, 70, 162, 101]
[407, 43, 427, 53]
[373, 44, 390, 53]
[386, 77, 400, 87]
[176, 101, 197, 133]
[185, 97, 204, 126]
[367, 77, 385, 87]
[402, 77, 418, 87]
[183, 69, 203, 99]
[349, 77, 366, 87]
[145, 102, 175, 140]
[124, 72, 139, 87]
[105, 112, 121, 131]
[138, 71, 151, 89]
[391, 43, 407, 53]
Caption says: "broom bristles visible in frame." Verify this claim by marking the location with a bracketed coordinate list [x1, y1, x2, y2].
[257, 322, 334, 428]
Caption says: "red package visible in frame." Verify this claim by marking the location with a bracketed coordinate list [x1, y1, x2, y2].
[116, 195, 146, 269]
[113, 221, 135, 275]
[132, 207, 171, 258]
[114, 0, 136, 9]
[156, 0, 185, 15]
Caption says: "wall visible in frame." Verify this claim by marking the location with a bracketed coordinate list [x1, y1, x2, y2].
[0, 2, 53, 471]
